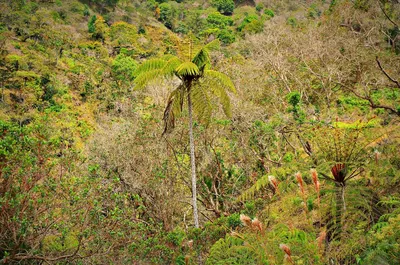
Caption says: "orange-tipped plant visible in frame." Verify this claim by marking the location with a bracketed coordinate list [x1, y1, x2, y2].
[295, 172, 308, 213]
[295, 172, 305, 195]
[279, 243, 294, 264]
[240, 214, 252, 227]
[317, 229, 327, 251]
[251, 218, 263, 233]
[268, 175, 279, 194]
[311, 169, 320, 205]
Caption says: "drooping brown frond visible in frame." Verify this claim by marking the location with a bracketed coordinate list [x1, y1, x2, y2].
[162, 85, 185, 135]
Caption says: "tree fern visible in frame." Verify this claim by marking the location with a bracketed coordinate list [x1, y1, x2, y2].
[134, 39, 236, 228]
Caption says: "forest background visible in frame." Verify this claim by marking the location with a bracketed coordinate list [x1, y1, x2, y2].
[0, 0, 399, 264]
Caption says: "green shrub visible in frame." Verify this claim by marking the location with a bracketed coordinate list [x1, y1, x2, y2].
[287, 17, 298, 28]
[159, 3, 176, 29]
[207, 12, 234, 29]
[237, 14, 258, 32]
[212, 0, 235, 16]
[166, 227, 186, 246]
[218, 28, 235, 45]
[238, 15, 263, 34]
[264, 9, 274, 18]
[227, 213, 241, 229]
[88, 15, 96, 33]
[256, 3, 264, 12]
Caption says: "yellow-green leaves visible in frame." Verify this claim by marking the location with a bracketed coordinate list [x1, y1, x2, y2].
[175, 61, 200, 77]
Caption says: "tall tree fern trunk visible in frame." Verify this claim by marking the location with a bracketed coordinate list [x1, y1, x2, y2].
[188, 92, 199, 228]
[333, 183, 345, 240]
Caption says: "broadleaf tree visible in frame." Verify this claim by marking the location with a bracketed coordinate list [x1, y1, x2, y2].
[134, 39, 236, 228]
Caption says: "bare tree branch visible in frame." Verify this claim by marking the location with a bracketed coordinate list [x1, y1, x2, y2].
[376, 56, 400, 89]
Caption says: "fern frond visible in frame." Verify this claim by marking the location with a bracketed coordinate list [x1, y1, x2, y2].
[206, 79, 232, 118]
[204, 39, 220, 52]
[191, 84, 212, 126]
[134, 58, 166, 77]
[163, 85, 185, 135]
[163, 57, 182, 77]
[205, 70, 236, 93]
[175, 62, 200, 77]
[192, 49, 211, 69]
[237, 175, 270, 201]
[134, 69, 163, 90]
[192, 40, 220, 69]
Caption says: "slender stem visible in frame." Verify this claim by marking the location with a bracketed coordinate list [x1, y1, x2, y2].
[188, 91, 199, 228]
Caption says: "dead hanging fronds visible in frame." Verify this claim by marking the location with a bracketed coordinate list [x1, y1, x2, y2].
[374, 150, 380, 165]
[279, 243, 294, 264]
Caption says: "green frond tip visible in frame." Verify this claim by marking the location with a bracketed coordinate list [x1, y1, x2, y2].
[191, 84, 213, 126]
[163, 57, 182, 77]
[134, 58, 166, 76]
[204, 39, 221, 52]
[205, 70, 236, 93]
[134, 69, 163, 90]
[192, 40, 220, 69]
[175, 62, 200, 77]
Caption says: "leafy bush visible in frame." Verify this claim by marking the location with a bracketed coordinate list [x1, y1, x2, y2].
[287, 17, 298, 28]
[218, 28, 236, 45]
[159, 2, 176, 29]
[238, 15, 263, 34]
[255, 3, 264, 12]
[264, 9, 274, 18]
[206, 12, 234, 29]
[212, 0, 235, 16]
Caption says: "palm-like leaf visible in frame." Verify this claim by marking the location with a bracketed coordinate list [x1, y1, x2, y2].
[204, 70, 236, 93]
[192, 39, 220, 70]
[134, 58, 166, 77]
[134, 69, 164, 90]
[191, 83, 213, 125]
[134, 56, 183, 89]
[134, 40, 235, 229]
[175, 62, 200, 78]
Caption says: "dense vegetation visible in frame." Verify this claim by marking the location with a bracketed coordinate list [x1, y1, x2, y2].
[0, 0, 399, 264]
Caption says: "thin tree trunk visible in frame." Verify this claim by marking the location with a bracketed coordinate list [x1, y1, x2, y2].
[188, 92, 199, 228]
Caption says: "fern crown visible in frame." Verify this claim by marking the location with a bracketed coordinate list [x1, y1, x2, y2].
[134, 39, 236, 133]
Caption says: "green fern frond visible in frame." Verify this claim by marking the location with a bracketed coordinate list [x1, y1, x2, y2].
[205, 70, 236, 93]
[175, 62, 200, 77]
[203, 39, 221, 52]
[191, 84, 212, 126]
[206, 79, 232, 118]
[164, 57, 183, 77]
[237, 175, 270, 201]
[134, 69, 163, 90]
[134, 58, 166, 77]
[192, 49, 211, 69]
[192, 40, 220, 69]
